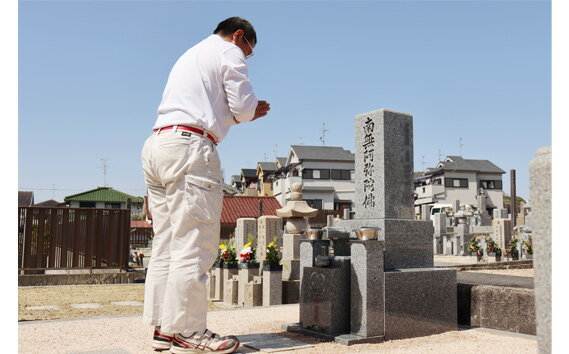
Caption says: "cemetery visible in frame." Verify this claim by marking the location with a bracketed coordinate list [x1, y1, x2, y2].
[18, 108, 551, 352]
[197, 108, 548, 346]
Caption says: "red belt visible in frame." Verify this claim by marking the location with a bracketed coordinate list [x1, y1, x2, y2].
[154, 125, 217, 145]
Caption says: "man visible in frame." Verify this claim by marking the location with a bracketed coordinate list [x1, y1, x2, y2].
[141, 17, 270, 353]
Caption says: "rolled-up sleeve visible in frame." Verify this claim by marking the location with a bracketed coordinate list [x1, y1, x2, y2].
[220, 48, 258, 123]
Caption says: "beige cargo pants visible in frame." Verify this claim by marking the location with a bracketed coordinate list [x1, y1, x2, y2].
[141, 127, 222, 335]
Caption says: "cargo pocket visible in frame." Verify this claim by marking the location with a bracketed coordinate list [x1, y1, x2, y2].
[184, 175, 223, 223]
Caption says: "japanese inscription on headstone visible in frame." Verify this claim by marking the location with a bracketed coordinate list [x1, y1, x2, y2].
[362, 117, 376, 209]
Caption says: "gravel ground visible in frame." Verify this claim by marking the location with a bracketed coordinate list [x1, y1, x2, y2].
[19, 265, 534, 322]
[18, 305, 537, 354]
[19, 284, 224, 321]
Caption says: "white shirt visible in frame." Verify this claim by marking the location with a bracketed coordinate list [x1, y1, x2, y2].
[153, 35, 258, 143]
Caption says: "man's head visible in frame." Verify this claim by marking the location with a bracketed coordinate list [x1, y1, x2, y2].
[214, 17, 257, 58]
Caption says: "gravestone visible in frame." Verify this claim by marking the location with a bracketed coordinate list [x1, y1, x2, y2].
[339, 110, 433, 269]
[263, 266, 283, 306]
[222, 265, 238, 304]
[348, 241, 384, 340]
[291, 108, 456, 344]
[223, 277, 238, 305]
[238, 264, 260, 307]
[244, 277, 263, 307]
[492, 219, 512, 250]
[257, 216, 282, 263]
[493, 208, 509, 220]
[530, 146, 551, 354]
[213, 265, 223, 301]
[206, 270, 216, 300]
[235, 218, 257, 251]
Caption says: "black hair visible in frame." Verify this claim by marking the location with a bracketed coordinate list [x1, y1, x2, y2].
[213, 17, 257, 45]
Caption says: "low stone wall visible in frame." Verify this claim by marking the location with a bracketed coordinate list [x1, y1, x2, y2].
[457, 283, 535, 335]
[18, 271, 146, 286]
[438, 259, 533, 271]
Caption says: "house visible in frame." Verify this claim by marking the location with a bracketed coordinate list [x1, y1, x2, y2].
[230, 175, 243, 193]
[272, 145, 355, 211]
[220, 195, 281, 238]
[64, 187, 144, 217]
[256, 161, 279, 196]
[414, 156, 505, 216]
[34, 199, 66, 207]
[18, 191, 34, 207]
[240, 168, 258, 196]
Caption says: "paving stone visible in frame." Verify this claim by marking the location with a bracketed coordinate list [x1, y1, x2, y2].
[238, 333, 314, 352]
[71, 303, 103, 309]
[111, 301, 143, 306]
[26, 305, 60, 310]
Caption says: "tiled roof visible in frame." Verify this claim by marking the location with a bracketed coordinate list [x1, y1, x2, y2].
[221, 196, 281, 225]
[258, 161, 278, 172]
[290, 145, 354, 162]
[430, 156, 505, 174]
[276, 157, 287, 167]
[131, 220, 152, 228]
[18, 191, 34, 207]
[64, 187, 144, 203]
[241, 169, 257, 178]
[34, 199, 65, 207]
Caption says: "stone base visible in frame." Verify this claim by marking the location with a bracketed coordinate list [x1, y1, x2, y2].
[300, 266, 350, 335]
[244, 282, 263, 307]
[334, 334, 385, 346]
[338, 219, 433, 269]
[384, 268, 457, 340]
[281, 259, 300, 281]
[282, 280, 300, 304]
[282, 322, 335, 341]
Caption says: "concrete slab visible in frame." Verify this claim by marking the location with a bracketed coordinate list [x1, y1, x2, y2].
[26, 305, 60, 310]
[111, 301, 143, 306]
[457, 272, 534, 289]
[71, 303, 103, 309]
[238, 333, 314, 352]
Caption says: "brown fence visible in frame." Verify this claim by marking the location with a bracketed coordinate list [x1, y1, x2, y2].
[130, 227, 153, 248]
[18, 207, 130, 271]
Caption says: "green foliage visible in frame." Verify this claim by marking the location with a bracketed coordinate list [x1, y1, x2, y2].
[467, 237, 481, 255]
[507, 238, 519, 257]
[265, 237, 281, 266]
[485, 237, 501, 254]
[523, 237, 533, 255]
[220, 238, 238, 265]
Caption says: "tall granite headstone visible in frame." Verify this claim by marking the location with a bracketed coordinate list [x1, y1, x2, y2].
[530, 147, 551, 354]
[257, 215, 282, 263]
[235, 218, 257, 251]
[339, 109, 433, 269]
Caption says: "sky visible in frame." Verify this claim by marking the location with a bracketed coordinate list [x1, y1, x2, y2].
[18, 0, 551, 203]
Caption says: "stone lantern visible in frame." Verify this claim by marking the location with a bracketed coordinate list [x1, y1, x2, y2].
[276, 183, 318, 233]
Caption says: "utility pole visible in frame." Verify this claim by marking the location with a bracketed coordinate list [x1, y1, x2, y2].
[273, 144, 278, 159]
[437, 148, 442, 163]
[100, 159, 109, 187]
[319, 122, 329, 145]
[459, 138, 464, 157]
[51, 184, 56, 199]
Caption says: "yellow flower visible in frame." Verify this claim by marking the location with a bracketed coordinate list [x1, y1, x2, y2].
[219, 244, 226, 250]
[268, 242, 276, 248]
[244, 242, 252, 248]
